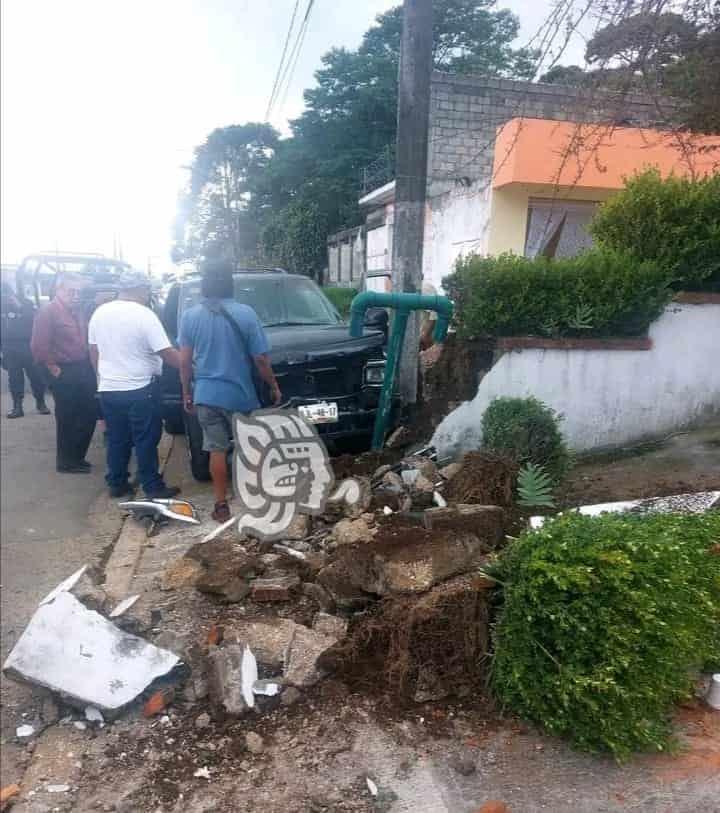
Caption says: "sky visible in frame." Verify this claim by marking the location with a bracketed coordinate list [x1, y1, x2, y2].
[1, 0, 583, 274]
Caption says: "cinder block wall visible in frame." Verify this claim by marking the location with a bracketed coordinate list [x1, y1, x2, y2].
[423, 74, 664, 290]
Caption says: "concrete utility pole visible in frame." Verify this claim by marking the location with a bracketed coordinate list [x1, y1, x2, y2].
[391, 0, 433, 406]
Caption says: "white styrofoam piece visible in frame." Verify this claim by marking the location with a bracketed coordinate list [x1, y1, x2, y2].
[39, 565, 88, 606]
[109, 595, 140, 618]
[2, 591, 179, 711]
[253, 680, 280, 697]
[241, 646, 258, 708]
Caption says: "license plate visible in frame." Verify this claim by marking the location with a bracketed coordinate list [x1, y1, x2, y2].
[298, 402, 338, 424]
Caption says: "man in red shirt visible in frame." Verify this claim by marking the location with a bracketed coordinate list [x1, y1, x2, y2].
[31, 274, 98, 473]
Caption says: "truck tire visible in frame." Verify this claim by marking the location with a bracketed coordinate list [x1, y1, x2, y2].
[184, 411, 211, 482]
[164, 413, 185, 436]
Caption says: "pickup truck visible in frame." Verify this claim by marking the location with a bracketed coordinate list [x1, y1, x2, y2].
[160, 269, 390, 481]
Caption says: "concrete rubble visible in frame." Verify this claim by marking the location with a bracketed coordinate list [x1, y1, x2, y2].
[3, 586, 179, 713]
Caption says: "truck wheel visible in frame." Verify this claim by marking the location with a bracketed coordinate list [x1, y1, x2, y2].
[183, 412, 211, 482]
[164, 413, 185, 436]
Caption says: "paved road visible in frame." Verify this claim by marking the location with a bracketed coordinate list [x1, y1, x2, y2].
[0, 377, 123, 783]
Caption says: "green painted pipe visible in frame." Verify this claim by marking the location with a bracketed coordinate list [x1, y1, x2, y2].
[349, 290, 454, 449]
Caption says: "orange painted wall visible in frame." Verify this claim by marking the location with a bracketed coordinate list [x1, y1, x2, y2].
[493, 118, 720, 190]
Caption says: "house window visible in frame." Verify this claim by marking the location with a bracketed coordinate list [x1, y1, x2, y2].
[524, 199, 598, 259]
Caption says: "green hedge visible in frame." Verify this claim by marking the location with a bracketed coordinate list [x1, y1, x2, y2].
[323, 287, 357, 319]
[482, 396, 570, 482]
[591, 169, 720, 292]
[443, 248, 671, 339]
[491, 512, 720, 760]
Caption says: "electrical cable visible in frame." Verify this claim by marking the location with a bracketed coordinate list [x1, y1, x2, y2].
[265, 0, 301, 121]
[273, 0, 315, 120]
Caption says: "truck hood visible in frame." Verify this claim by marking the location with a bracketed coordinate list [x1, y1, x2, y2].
[266, 324, 384, 366]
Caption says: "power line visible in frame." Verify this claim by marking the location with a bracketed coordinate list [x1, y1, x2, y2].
[272, 0, 315, 120]
[265, 0, 301, 121]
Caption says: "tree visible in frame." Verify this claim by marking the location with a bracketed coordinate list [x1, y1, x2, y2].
[259, 0, 539, 273]
[586, 12, 697, 76]
[176, 123, 279, 263]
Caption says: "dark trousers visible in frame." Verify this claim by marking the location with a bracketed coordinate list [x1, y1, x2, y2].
[2, 345, 46, 401]
[99, 383, 165, 495]
[49, 361, 97, 468]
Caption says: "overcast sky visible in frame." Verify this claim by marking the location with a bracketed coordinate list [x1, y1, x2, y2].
[1, 0, 583, 272]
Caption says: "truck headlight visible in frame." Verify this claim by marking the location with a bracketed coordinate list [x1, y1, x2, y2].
[364, 362, 385, 386]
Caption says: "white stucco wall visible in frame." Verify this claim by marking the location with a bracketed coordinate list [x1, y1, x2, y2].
[423, 180, 492, 292]
[433, 303, 720, 457]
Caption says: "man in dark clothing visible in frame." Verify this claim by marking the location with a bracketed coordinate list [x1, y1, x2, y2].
[1, 282, 50, 418]
[31, 273, 97, 473]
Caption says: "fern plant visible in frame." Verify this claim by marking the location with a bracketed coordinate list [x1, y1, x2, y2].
[517, 463, 556, 509]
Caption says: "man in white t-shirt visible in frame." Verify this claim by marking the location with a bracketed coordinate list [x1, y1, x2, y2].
[88, 270, 181, 498]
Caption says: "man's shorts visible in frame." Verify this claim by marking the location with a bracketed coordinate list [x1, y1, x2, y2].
[196, 405, 235, 452]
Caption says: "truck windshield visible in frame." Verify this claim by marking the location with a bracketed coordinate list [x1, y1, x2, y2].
[180, 275, 342, 327]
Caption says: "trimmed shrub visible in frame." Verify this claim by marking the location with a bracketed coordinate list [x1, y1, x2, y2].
[481, 396, 570, 481]
[491, 512, 720, 760]
[323, 286, 357, 319]
[443, 248, 671, 339]
[591, 169, 720, 292]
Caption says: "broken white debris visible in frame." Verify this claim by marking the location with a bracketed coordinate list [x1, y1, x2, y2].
[241, 646, 258, 708]
[39, 565, 88, 606]
[401, 469, 419, 486]
[382, 505, 393, 516]
[531, 490, 720, 529]
[16, 724, 35, 738]
[84, 707, 104, 724]
[252, 680, 281, 697]
[433, 491, 447, 508]
[73, 721, 87, 731]
[109, 595, 140, 618]
[273, 543, 306, 560]
[194, 767, 211, 780]
[46, 784, 71, 794]
[366, 777, 378, 797]
[2, 590, 179, 712]
[707, 674, 720, 710]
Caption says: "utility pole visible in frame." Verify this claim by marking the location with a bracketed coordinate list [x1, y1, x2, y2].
[391, 0, 433, 406]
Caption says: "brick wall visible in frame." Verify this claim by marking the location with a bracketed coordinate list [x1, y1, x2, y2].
[427, 72, 663, 186]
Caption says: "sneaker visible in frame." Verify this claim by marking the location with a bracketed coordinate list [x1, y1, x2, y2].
[57, 463, 92, 474]
[36, 400, 51, 415]
[145, 485, 181, 499]
[212, 501, 231, 523]
[109, 483, 135, 498]
[76, 460, 92, 471]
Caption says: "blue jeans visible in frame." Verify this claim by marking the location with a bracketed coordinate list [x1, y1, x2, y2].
[100, 383, 165, 495]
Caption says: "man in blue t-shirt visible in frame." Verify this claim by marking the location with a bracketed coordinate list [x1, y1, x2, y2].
[178, 260, 281, 522]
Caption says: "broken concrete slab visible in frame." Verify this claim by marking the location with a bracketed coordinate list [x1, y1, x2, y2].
[382, 471, 405, 492]
[336, 528, 490, 595]
[226, 618, 300, 670]
[332, 516, 377, 547]
[283, 626, 337, 688]
[423, 504, 504, 549]
[3, 591, 179, 712]
[312, 612, 348, 640]
[316, 559, 375, 611]
[401, 456, 439, 482]
[439, 462, 462, 480]
[249, 575, 301, 602]
[207, 645, 248, 716]
[185, 540, 262, 601]
[161, 557, 203, 591]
